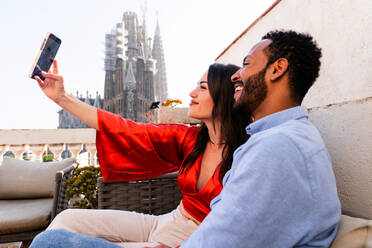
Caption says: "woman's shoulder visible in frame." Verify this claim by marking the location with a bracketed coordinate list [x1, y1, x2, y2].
[155, 123, 198, 135]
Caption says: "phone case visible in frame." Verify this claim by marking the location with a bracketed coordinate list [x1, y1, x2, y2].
[29, 32, 61, 80]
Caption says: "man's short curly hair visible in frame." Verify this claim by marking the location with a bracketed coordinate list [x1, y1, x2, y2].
[262, 30, 322, 103]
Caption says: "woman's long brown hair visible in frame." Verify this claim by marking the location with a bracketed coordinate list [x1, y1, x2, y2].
[180, 63, 251, 183]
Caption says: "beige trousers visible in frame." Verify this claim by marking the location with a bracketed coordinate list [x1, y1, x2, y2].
[47, 206, 198, 248]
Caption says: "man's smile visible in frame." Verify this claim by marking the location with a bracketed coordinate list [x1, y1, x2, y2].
[234, 81, 244, 100]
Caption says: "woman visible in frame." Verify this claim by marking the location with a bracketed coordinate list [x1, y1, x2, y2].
[32, 61, 250, 248]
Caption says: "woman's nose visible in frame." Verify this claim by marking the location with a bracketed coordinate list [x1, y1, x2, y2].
[231, 70, 241, 82]
[189, 88, 197, 98]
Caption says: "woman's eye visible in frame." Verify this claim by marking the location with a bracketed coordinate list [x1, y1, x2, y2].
[200, 86, 207, 90]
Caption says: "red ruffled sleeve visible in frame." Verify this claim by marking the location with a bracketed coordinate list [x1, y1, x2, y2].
[96, 109, 197, 182]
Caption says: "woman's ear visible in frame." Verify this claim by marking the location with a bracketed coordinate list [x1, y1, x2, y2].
[269, 58, 289, 81]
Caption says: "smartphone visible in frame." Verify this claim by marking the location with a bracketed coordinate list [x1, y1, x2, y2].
[29, 32, 61, 80]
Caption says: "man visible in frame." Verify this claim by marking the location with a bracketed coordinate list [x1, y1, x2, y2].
[180, 30, 341, 247]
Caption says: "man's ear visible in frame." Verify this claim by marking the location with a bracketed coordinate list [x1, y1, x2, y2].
[269, 58, 289, 81]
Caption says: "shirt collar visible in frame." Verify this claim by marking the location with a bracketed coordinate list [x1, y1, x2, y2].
[245, 106, 308, 135]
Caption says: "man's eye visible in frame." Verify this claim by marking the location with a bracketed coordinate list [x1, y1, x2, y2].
[243, 62, 249, 66]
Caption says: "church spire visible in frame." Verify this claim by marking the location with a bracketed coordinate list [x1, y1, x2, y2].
[152, 16, 168, 102]
[84, 91, 91, 105]
[141, 0, 148, 59]
[125, 61, 136, 90]
[93, 92, 102, 109]
[155, 14, 160, 36]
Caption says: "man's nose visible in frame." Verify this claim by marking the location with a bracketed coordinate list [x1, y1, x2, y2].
[231, 70, 241, 82]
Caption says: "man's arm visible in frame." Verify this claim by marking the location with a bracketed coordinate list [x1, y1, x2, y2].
[181, 133, 335, 248]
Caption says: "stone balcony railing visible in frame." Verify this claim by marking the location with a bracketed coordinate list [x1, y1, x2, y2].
[0, 128, 97, 166]
[0, 108, 200, 166]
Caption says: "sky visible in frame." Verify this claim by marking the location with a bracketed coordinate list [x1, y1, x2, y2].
[0, 0, 275, 129]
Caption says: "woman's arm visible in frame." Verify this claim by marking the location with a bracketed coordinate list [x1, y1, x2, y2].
[34, 60, 98, 130]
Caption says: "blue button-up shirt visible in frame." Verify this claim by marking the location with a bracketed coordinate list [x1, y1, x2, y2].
[181, 106, 341, 248]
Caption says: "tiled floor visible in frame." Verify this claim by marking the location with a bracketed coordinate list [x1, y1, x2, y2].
[0, 243, 21, 248]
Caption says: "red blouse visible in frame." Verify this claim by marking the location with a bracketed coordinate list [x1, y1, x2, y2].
[96, 109, 222, 222]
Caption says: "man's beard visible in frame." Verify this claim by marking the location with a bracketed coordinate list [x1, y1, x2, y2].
[234, 67, 268, 116]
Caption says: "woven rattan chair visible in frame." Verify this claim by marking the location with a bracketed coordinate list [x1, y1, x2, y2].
[0, 164, 76, 247]
[51, 164, 78, 219]
[97, 172, 182, 214]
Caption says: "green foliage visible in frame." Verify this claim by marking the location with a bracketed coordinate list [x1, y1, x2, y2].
[43, 154, 54, 162]
[65, 166, 102, 209]
[4, 152, 15, 158]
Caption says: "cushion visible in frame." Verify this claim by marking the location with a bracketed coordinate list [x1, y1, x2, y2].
[331, 214, 372, 247]
[0, 198, 53, 234]
[0, 157, 75, 199]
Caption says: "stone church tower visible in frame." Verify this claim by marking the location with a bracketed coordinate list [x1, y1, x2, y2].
[152, 20, 168, 102]
[103, 10, 167, 123]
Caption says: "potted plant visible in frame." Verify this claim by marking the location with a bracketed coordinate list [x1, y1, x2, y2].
[65, 166, 102, 209]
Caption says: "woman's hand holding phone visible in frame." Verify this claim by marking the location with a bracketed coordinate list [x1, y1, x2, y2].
[34, 60, 99, 130]
[34, 60, 66, 104]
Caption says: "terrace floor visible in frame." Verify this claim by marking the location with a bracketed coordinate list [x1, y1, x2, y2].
[0, 243, 21, 248]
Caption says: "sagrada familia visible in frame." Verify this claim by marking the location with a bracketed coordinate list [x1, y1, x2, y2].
[104, 11, 168, 122]
[59, 10, 168, 128]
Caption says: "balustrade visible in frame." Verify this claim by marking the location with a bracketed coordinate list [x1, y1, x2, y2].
[29, 144, 47, 161]
[48, 143, 65, 161]
[0, 145, 9, 159]
[0, 108, 199, 166]
[0, 129, 97, 166]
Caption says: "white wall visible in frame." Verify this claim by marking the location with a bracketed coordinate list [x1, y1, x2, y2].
[156, 107, 200, 124]
[216, 0, 372, 219]
[217, 0, 372, 108]
[308, 97, 372, 219]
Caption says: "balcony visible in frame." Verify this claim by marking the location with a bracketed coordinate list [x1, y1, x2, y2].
[0, 108, 199, 165]
[0, 128, 97, 166]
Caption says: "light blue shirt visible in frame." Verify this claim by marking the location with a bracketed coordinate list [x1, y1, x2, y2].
[181, 106, 341, 248]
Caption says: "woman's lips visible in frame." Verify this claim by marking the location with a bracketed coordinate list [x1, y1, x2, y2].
[189, 100, 198, 106]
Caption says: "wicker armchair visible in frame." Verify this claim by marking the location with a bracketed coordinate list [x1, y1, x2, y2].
[51, 164, 78, 219]
[0, 164, 76, 247]
[97, 172, 182, 215]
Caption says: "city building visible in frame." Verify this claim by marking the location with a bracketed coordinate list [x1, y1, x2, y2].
[58, 91, 103, 128]
[58, 10, 168, 127]
[103, 10, 168, 123]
